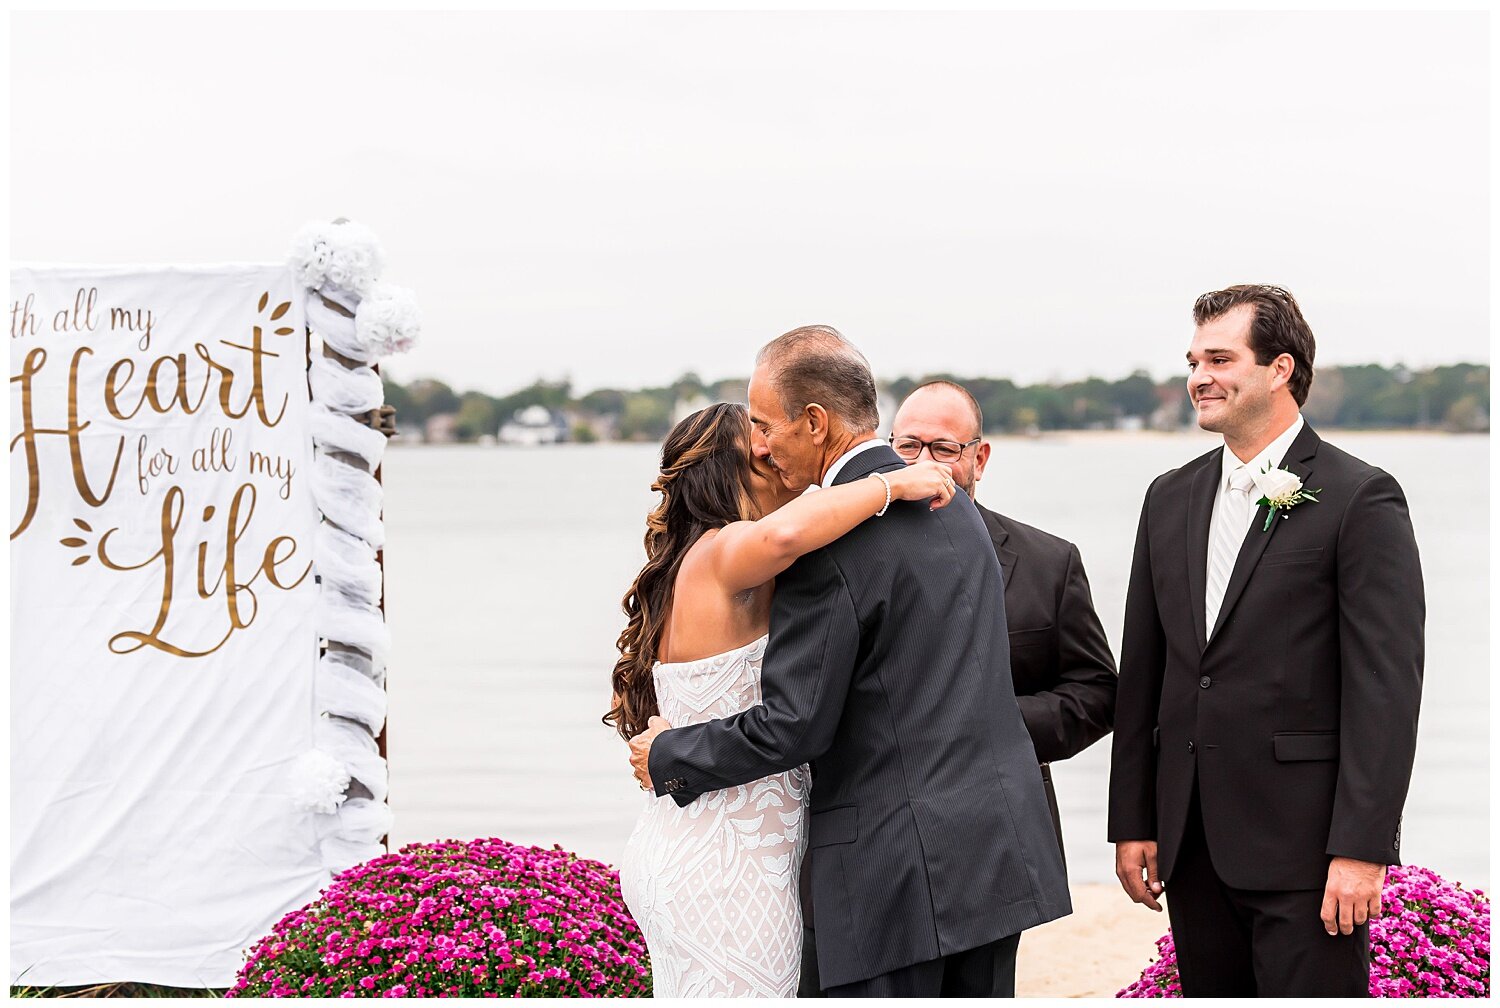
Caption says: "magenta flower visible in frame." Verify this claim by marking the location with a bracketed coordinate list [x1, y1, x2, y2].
[1118, 865, 1489, 998]
[227, 838, 652, 998]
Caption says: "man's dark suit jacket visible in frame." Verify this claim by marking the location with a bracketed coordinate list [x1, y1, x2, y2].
[1107, 423, 1424, 891]
[977, 505, 1117, 857]
[648, 444, 1071, 990]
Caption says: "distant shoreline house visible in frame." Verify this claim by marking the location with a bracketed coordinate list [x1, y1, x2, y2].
[875, 389, 897, 439]
[499, 404, 569, 446]
[671, 393, 711, 425]
[1149, 384, 1188, 431]
[424, 413, 458, 444]
[567, 409, 616, 443]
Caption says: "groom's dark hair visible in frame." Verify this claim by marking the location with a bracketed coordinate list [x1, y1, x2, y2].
[1193, 284, 1317, 406]
[756, 325, 880, 433]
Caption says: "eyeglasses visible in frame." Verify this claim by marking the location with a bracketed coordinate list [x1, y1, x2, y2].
[888, 436, 981, 462]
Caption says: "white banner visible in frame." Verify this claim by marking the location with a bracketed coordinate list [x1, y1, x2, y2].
[10, 265, 326, 987]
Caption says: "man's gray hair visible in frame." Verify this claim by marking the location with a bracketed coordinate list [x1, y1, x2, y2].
[756, 325, 880, 433]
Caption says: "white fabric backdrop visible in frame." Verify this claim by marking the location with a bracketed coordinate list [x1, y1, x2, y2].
[10, 265, 326, 987]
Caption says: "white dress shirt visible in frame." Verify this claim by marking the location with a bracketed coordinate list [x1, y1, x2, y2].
[810, 437, 885, 491]
[1204, 413, 1305, 637]
[1218, 413, 1305, 496]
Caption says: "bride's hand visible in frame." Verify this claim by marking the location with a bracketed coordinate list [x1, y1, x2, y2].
[881, 461, 958, 510]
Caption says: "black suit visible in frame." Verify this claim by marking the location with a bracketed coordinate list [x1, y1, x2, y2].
[800, 504, 1117, 995]
[978, 504, 1117, 858]
[1107, 422, 1424, 996]
[649, 445, 1071, 994]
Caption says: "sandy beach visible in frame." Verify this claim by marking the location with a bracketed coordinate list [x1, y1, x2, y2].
[1016, 884, 1166, 998]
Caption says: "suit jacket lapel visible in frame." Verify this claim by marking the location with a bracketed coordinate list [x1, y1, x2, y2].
[1186, 451, 1220, 655]
[979, 505, 1018, 587]
[997, 538, 1018, 589]
[831, 443, 904, 485]
[1207, 423, 1323, 643]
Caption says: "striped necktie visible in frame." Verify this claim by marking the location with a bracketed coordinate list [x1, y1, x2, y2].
[1206, 465, 1258, 639]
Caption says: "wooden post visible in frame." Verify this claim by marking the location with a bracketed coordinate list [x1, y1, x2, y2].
[312, 294, 393, 851]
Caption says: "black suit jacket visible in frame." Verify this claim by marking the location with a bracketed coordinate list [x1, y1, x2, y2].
[978, 505, 1117, 854]
[1106, 423, 1424, 890]
[648, 445, 1070, 989]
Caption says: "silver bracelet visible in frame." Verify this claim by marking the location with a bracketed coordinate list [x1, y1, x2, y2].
[872, 471, 892, 517]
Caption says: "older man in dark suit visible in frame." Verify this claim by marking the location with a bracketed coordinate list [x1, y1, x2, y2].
[889, 381, 1118, 854]
[1108, 286, 1424, 997]
[631, 327, 1070, 997]
[796, 380, 1117, 995]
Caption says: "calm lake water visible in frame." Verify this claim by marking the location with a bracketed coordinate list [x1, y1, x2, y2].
[381, 431, 1488, 888]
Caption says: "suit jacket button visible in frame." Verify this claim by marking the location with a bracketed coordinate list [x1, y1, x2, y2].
[1199, 676, 1212, 689]
[1187, 741, 1196, 754]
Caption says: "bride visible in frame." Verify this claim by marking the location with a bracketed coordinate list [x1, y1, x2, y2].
[608, 402, 953, 997]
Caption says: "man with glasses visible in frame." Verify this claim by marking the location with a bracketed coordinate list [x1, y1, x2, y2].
[799, 379, 1116, 996]
[887, 381, 1117, 856]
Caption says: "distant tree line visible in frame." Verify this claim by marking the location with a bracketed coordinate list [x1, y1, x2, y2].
[380, 363, 1489, 443]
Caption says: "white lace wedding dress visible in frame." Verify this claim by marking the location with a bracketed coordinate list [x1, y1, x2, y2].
[619, 634, 810, 998]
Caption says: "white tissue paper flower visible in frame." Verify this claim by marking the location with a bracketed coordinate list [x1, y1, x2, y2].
[290, 749, 352, 814]
[355, 282, 422, 357]
[289, 219, 386, 297]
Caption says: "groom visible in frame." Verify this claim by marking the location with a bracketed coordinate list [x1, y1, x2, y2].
[630, 325, 1070, 996]
[1108, 285, 1425, 996]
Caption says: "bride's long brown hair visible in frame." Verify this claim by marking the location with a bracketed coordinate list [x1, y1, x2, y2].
[604, 402, 760, 741]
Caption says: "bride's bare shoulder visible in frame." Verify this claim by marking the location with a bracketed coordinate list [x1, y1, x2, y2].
[672, 528, 723, 582]
[680, 525, 729, 564]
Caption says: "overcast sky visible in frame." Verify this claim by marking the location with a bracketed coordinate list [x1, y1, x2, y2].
[10, 11, 1489, 395]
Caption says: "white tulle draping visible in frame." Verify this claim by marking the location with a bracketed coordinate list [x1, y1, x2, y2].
[310, 403, 389, 470]
[315, 799, 394, 869]
[312, 455, 386, 548]
[288, 218, 419, 873]
[316, 717, 388, 804]
[318, 601, 392, 671]
[310, 354, 384, 414]
[315, 524, 384, 608]
[315, 655, 388, 734]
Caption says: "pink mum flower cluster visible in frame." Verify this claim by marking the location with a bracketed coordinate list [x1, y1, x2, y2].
[1118, 932, 1182, 999]
[1119, 864, 1489, 998]
[1372, 864, 1490, 997]
[227, 838, 651, 998]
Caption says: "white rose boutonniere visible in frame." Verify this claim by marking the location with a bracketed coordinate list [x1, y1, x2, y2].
[1250, 463, 1321, 532]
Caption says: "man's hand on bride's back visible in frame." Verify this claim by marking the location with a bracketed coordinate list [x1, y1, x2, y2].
[886, 461, 958, 510]
[629, 715, 672, 791]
